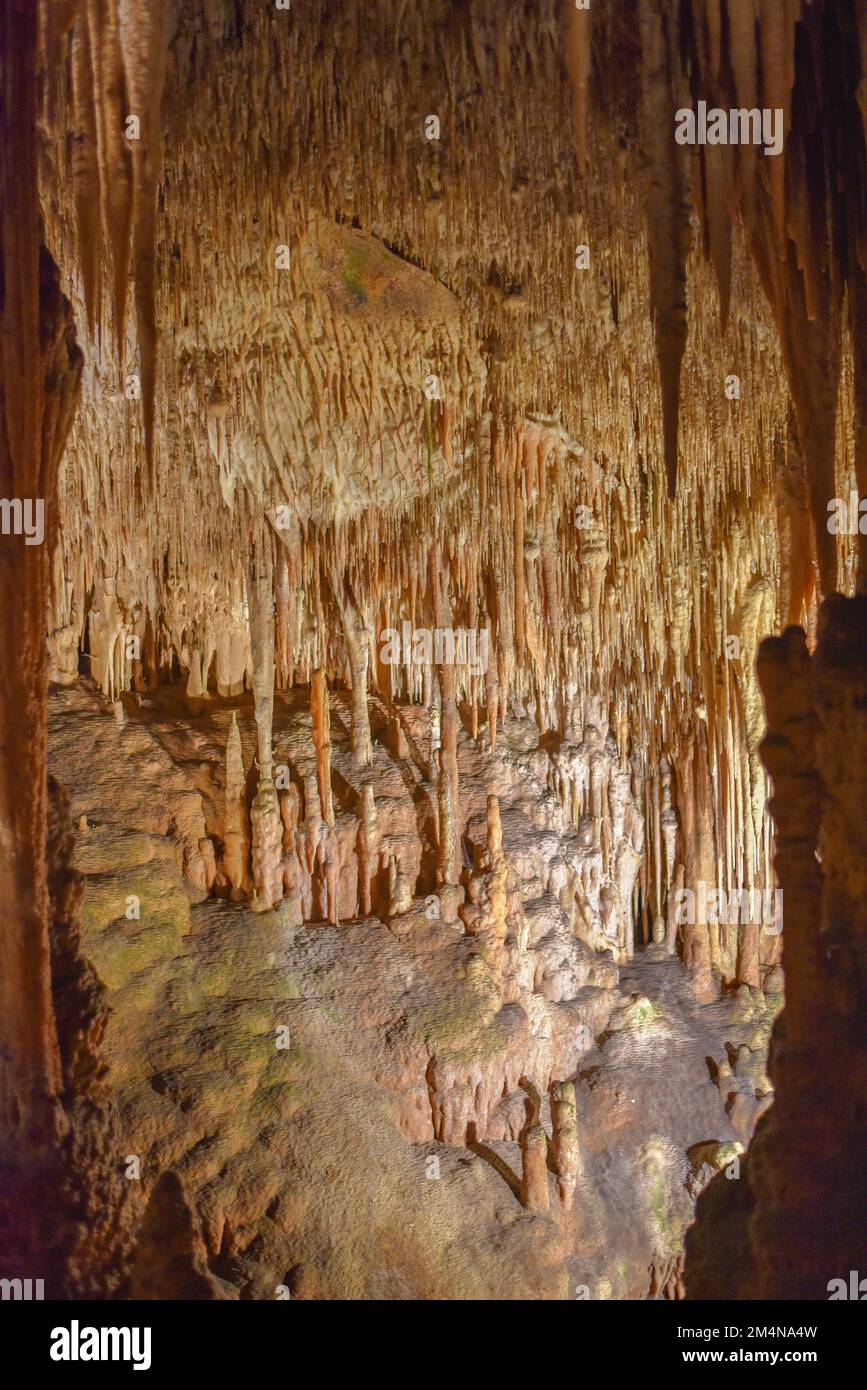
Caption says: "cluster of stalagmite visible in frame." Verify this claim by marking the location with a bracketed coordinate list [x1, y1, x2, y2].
[515, 1076, 582, 1215]
[32, 0, 865, 997]
[461, 796, 522, 980]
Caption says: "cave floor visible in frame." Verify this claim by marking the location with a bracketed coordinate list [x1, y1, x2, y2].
[47, 679, 780, 1299]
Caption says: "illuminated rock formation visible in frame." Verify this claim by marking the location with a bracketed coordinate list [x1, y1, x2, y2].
[1, 0, 866, 1304]
[223, 713, 251, 899]
[549, 1079, 580, 1211]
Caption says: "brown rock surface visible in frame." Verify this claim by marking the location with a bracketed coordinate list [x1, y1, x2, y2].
[686, 597, 867, 1300]
[2, 0, 867, 1304]
[40, 679, 774, 1298]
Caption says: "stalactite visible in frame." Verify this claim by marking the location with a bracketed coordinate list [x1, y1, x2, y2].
[563, 0, 592, 175]
[727, 0, 757, 228]
[118, 0, 169, 474]
[758, 0, 796, 250]
[70, 15, 100, 336]
[86, 0, 134, 359]
[638, 0, 691, 497]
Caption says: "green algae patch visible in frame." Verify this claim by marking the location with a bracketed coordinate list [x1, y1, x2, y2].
[610, 993, 661, 1033]
[78, 834, 191, 994]
[74, 824, 158, 877]
[639, 1137, 687, 1258]
[412, 979, 501, 1054]
[342, 243, 368, 304]
[89, 911, 187, 994]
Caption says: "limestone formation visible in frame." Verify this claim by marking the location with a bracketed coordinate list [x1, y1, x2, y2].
[549, 1080, 581, 1211]
[223, 712, 251, 898]
[518, 1080, 550, 1213]
[311, 669, 335, 828]
[2, 0, 866, 1310]
[520, 1124, 551, 1213]
[357, 783, 379, 918]
[128, 1172, 227, 1300]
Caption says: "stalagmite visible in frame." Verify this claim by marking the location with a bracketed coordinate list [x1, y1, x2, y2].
[520, 1124, 550, 1212]
[128, 1171, 226, 1300]
[486, 794, 503, 865]
[299, 771, 325, 921]
[322, 828, 340, 926]
[549, 1080, 580, 1209]
[251, 784, 283, 914]
[519, 1081, 551, 1213]
[223, 713, 251, 898]
[461, 794, 519, 985]
[435, 749, 461, 924]
[277, 784, 303, 926]
[249, 569, 276, 783]
[357, 782, 379, 917]
[756, 627, 823, 1052]
[341, 596, 373, 769]
[675, 730, 716, 1001]
[249, 568, 282, 911]
[311, 668, 335, 827]
[432, 561, 461, 894]
[429, 674, 441, 782]
[387, 854, 413, 918]
[484, 635, 498, 752]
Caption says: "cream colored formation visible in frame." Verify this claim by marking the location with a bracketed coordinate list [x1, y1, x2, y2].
[36, 1, 867, 992]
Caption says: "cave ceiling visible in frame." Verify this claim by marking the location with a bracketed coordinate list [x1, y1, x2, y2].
[30, 0, 867, 908]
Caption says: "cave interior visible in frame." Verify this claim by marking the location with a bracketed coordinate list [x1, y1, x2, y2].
[0, 0, 866, 1306]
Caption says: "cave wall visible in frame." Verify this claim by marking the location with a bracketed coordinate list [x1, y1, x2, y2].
[686, 596, 867, 1299]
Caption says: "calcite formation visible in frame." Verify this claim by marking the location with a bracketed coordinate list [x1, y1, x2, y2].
[1, 0, 866, 1304]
